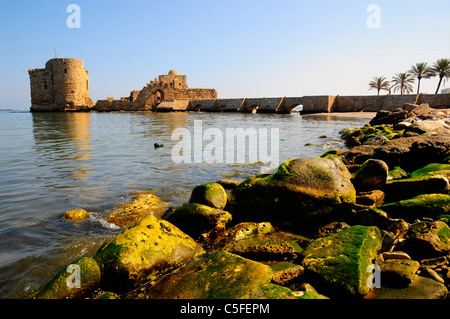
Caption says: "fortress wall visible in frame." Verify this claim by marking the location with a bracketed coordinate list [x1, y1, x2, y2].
[333, 95, 385, 112]
[417, 94, 450, 108]
[218, 98, 246, 112]
[240, 97, 284, 113]
[187, 99, 217, 111]
[300, 96, 335, 113]
[175, 88, 217, 101]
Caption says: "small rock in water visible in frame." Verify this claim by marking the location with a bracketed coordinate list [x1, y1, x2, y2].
[154, 143, 164, 148]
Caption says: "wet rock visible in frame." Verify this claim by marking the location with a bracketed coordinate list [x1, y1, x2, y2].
[145, 250, 274, 299]
[369, 109, 409, 126]
[105, 193, 170, 228]
[420, 256, 448, 268]
[28, 257, 101, 299]
[93, 214, 205, 293]
[63, 208, 89, 222]
[228, 157, 356, 230]
[382, 194, 450, 221]
[384, 163, 450, 202]
[351, 159, 389, 193]
[189, 182, 227, 210]
[364, 275, 448, 299]
[164, 203, 232, 239]
[399, 221, 450, 260]
[300, 225, 382, 297]
[379, 259, 420, 288]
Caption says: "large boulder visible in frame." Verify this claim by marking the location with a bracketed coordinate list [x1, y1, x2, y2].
[93, 214, 205, 292]
[228, 157, 356, 230]
[300, 225, 382, 297]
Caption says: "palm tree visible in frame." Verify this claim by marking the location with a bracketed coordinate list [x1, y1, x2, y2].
[368, 76, 390, 95]
[391, 73, 415, 95]
[431, 58, 450, 94]
[408, 62, 434, 94]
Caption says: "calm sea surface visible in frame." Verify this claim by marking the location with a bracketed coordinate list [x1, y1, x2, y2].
[0, 110, 371, 298]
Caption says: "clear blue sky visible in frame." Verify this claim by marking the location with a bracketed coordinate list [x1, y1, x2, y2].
[1, 0, 450, 109]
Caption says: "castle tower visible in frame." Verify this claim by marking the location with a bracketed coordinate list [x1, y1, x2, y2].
[28, 58, 93, 111]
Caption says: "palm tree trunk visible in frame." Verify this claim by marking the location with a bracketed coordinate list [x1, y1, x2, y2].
[435, 76, 443, 94]
[417, 79, 421, 95]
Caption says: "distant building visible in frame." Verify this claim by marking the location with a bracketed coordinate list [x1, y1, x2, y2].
[28, 58, 93, 112]
[442, 88, 450, 94]
[94, 69, 217, 112]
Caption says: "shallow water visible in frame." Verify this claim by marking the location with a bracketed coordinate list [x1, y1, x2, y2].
[0, 110, 371, 298]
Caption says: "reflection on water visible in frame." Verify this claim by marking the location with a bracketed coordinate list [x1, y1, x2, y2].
[0, 111, 371, 298]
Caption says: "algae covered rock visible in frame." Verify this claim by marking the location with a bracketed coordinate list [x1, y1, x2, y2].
[164, 203, 232, 238]
[189, 182, 227, 209]
[93, 214, 205, 292]
[63, 208, 90, 222]
[300, 225, 382, 297]
[382, 194, 450, 221]
[228, 157, 356, 229]
[384, 163, 450, 202]
[146, 250, 274, 299]
[105, 193, 170, 228]
[28, 257, 101, 299]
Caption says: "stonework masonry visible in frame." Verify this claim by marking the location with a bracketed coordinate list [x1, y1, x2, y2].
[29, 58, 93, 111]
[94, 68, 217, 112]
[29, 58, 450, 114]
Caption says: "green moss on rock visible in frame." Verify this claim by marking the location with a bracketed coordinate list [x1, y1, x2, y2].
[93, 214, 205, 293]
[28, 257, 101, 299]
[382, 194, 450, 221]
[146, 250, 274, 299]
[189, 182, 227, 210]
[300, 225, 382, 297]
[228, 157, 356, 230]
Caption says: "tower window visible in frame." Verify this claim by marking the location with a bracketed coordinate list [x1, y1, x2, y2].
[64, 69, 67, 73]
[44, 82, 48, 90]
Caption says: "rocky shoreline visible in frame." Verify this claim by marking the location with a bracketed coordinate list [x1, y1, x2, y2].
[28, 103, 450, 300]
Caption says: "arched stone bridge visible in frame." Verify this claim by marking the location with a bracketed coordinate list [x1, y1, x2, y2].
[155, 94, 450, 114]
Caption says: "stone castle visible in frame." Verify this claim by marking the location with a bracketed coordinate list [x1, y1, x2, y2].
[29, 58, 450, 113]
[28, 58, 217, 112]
[28, 58, 94, 111]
